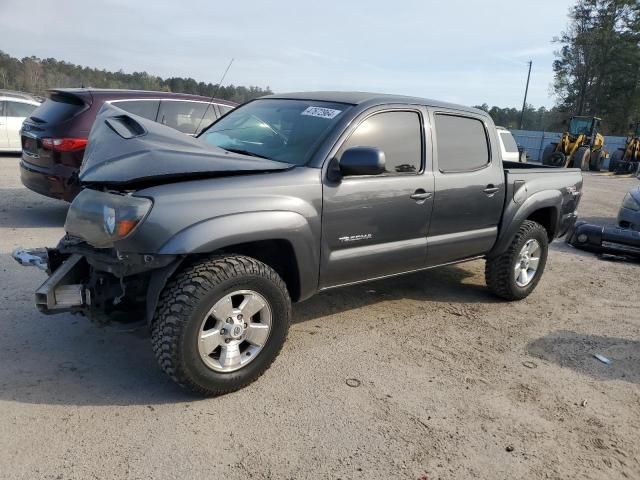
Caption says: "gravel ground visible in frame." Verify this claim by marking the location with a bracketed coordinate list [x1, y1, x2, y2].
[0, 155, 638, 479]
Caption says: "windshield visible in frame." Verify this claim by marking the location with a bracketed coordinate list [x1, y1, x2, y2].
[568, 117, 593, 136]
[199, 99, 351, 165]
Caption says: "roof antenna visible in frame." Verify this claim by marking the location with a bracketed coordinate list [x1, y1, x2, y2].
[194, 58, 234, 136]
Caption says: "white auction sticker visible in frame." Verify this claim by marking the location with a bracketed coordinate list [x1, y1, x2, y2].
[301, 106, 342, 119]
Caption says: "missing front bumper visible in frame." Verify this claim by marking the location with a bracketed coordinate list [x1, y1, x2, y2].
[34, 254, 90, 313]
[14, 242, 181, 320]
[13, 249, 90, 313]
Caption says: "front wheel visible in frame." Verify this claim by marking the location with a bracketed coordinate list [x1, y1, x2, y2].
[151, 255, 291, 396]
[589, 149, 604, 171]
[572, 146, 591, 170]
[485, 220, 549, 300]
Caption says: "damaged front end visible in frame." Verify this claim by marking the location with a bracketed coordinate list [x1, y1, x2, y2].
[13, 185, 182, 322]
[12, 248, 89, 313]
[13, 237, 181, 322]
[13, 104, 292, 323]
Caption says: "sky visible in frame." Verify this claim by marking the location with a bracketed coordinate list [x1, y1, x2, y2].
[0, 0, 575, 108]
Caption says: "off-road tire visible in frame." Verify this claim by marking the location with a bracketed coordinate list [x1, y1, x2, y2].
[541, 144, 557, 165]
[573, 146, 591, 170]
[608, 149, 623, 172]
[589, 149, 604, 171]
[485, 220, 549, 301]
[151, 255, 291, 396]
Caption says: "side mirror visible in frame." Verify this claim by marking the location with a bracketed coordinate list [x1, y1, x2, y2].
[562, 119, 568, 126]
[339, 147, 386, 176]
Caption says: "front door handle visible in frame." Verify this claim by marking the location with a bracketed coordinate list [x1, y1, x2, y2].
[410, 189, 432, 202]
[483, 185, 499, 195]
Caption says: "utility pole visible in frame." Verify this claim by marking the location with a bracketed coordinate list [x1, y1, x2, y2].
[519, 60, 532, 130]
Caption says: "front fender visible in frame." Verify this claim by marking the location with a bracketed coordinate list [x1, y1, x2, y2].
[489, 190, 560, 257]
[158, 210, 319, 299]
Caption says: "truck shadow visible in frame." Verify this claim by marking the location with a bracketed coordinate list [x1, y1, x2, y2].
[0, 188, 68, 228]
[294, 263, 500, 324]
[527, 330, 640, 384]
[0, 257, 497, 406]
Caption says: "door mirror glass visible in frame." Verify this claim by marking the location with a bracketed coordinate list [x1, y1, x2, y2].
[339, 147, 386, 176]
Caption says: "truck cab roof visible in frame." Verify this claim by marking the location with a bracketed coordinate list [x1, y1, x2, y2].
[264, 91, 487, 116]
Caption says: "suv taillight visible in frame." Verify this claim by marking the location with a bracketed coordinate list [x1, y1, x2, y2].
[42, 137, 88, 152]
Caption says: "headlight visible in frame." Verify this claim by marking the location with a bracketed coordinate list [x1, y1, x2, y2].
[622, 193, 640, 211]
[65, 189, 152, 247]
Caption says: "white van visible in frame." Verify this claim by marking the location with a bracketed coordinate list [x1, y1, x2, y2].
[496, 126, 526, 163]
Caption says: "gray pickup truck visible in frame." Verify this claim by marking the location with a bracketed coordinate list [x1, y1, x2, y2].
[14, 92, 583, 395]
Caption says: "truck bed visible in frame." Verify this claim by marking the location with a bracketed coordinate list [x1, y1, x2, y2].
[502, 160, 581, 173]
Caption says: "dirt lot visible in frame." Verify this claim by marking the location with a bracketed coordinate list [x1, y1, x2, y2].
[0, 155, 638, 479]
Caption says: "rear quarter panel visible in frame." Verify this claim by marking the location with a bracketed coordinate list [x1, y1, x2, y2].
[490, 167, 583, 256]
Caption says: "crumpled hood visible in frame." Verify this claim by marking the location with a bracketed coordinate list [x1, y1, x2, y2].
[79, 104, 292, 186]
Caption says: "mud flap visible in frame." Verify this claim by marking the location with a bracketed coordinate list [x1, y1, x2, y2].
[145, 258, 184, 325]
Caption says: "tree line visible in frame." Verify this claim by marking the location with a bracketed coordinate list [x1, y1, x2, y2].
[473, 104, 568, 132]
[552, 0, 640, 135]
[0, 50, 272, 104]
[480, 0, 640, 136]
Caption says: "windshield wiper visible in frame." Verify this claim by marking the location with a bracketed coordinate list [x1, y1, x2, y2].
[222, 147, 274, 160]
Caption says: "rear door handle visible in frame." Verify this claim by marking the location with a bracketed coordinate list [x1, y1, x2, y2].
[410, 190, 432, 202]
[483, 185, 499, 195]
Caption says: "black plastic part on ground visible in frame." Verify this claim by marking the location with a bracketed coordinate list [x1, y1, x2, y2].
[567, 220, 640, 259]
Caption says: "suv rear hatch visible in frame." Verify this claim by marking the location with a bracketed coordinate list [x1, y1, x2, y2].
[21, 90, 93, 169]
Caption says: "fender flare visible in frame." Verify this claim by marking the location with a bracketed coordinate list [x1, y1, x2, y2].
[489, 190, 560, 257]
[155, 210, 319, 298]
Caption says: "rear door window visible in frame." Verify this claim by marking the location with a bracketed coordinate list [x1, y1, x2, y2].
[435, 114, 490, 172]
[158, 101, 216, 135]
[6, 101, 37, 118]
[339, 111, 423, 175]
[28, 93, 86, 124]
[114, 100, 160, 121]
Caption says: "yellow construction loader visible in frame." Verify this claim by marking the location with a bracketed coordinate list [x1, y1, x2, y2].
[541, 116, 606, 171]
[608, 121, 640, 174]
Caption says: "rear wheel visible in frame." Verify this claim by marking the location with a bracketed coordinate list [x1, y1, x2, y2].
[485, 220, 549, 300]
[541, 144, 557, 165]
[608, 149, 624, 172]
[151, 255, 291, 396]
[572, 147, 591, 170]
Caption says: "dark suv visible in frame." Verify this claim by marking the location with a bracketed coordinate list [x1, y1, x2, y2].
[20, 88, 236, 201]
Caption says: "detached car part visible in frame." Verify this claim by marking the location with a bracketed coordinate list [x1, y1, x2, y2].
[567, 221, 640, 258]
